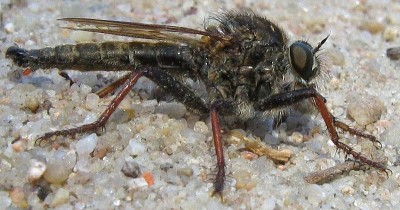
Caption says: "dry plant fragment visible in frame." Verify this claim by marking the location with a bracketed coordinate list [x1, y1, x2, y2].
[304, 161, 364, 184]
[227, 130, 292, 163]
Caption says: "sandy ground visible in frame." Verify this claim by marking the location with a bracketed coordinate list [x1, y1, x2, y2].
[1, 0, 400, 209]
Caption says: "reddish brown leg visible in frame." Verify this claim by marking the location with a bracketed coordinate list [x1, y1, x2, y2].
[256, 88, 388, 172]
[313, 94, 387, 171]
[35, 71, 144, 146]
[333, 120, 382, 149]
[210, 102, 226, 198]
[96, 74, 131, 98]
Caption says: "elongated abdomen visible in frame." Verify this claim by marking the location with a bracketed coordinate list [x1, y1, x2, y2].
[6, 42, 192, 71]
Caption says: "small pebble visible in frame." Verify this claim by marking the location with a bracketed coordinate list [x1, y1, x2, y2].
[235, 170, 258, 191]
[177, 168, 193, 177]
[288, 132, 304, 144]
[315, 158, 336, 170]
[359, 21, 384, 34]
[28, 160, 47, 182]
[387, 47, 400, 60]
[50, 188, 70, 208]
[79, 84, 92, 95]
[85, 93, 100, 111]
[9, 187, 27, 208]
[261, 197, 276, 210]
[341, 186, 355, 195]
[4, 22, 15, 33]
[305, 184, 327, 205]
[141, 99, 158, 107]
[383, 26, 398, 42]
[43, 150, 76, 184]
[240, 151, 258, 161]
[236, 179, 258, 191]
[277, 165, 286, 171]
[347, 93, 385, 126]
[127, 138, 147, 156]
[74, 159, 92, 184]
[128, 178, 148, 190]
[156, 102, 186, 118]
[0, 191, 12, 209]
[193, 121, 209, 134]
[75, 133, 98, 157]
[381, 121, 400, 147]
[180, 128, 205, 144]
[92, 141, 111, 159]
[24, 97, 40, 113]
[121, 159, 141, 178]
[160, 163, 174, 172]
[142, 172, 154, 186]
[12, 140, 25, 152]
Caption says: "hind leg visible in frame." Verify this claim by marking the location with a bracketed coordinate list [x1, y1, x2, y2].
[36, 71, 144, 146]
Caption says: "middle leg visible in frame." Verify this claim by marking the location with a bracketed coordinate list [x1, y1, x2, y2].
[143, 68, 234, 196]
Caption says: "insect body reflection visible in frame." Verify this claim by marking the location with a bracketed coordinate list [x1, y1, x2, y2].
[6, 11, 388, 196]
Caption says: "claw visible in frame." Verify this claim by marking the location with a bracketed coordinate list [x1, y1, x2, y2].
[210, 166, 226, 201]
[380, 168, 393, 178]
[35, 137, 49, 147]
[211, 189, 224, 202]
[34, 130, 73, 147]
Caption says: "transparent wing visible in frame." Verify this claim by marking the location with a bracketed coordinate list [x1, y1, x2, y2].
[59, 18, 230, 44]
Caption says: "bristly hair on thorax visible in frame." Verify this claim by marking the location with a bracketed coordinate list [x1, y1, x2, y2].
[202, 10, 331, 122]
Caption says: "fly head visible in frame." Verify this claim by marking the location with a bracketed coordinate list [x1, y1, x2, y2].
[288, 35, 329, 86]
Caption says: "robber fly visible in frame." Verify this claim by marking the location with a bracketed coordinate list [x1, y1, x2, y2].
[6, 11, 388, 196]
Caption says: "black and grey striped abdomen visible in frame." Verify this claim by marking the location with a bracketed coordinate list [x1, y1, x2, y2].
[6, 42, 193, 71]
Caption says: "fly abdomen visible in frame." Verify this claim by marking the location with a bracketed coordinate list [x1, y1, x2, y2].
[6, 42, 193, 71]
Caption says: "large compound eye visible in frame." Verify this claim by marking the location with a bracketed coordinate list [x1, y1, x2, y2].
[289, 41, 315, 82]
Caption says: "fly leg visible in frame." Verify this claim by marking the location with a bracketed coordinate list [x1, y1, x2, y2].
[255, 88, 388, 173]
[210, 101, 226, 199]
[333, 120, 382, 149]
[143, 68, 229, 197]
[95, 74, 132, 98]
[36, 71, 144, 146]
[58, 71, 126, 97]
[143, 67, 209, 114]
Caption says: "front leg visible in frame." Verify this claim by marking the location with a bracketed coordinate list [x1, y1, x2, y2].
[255, 88, 387, 172]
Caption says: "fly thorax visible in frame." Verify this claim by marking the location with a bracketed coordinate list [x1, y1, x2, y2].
[269, 52, 289, 81]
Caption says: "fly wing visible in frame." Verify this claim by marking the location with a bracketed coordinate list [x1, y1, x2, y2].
[59, 18, 230, 44]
